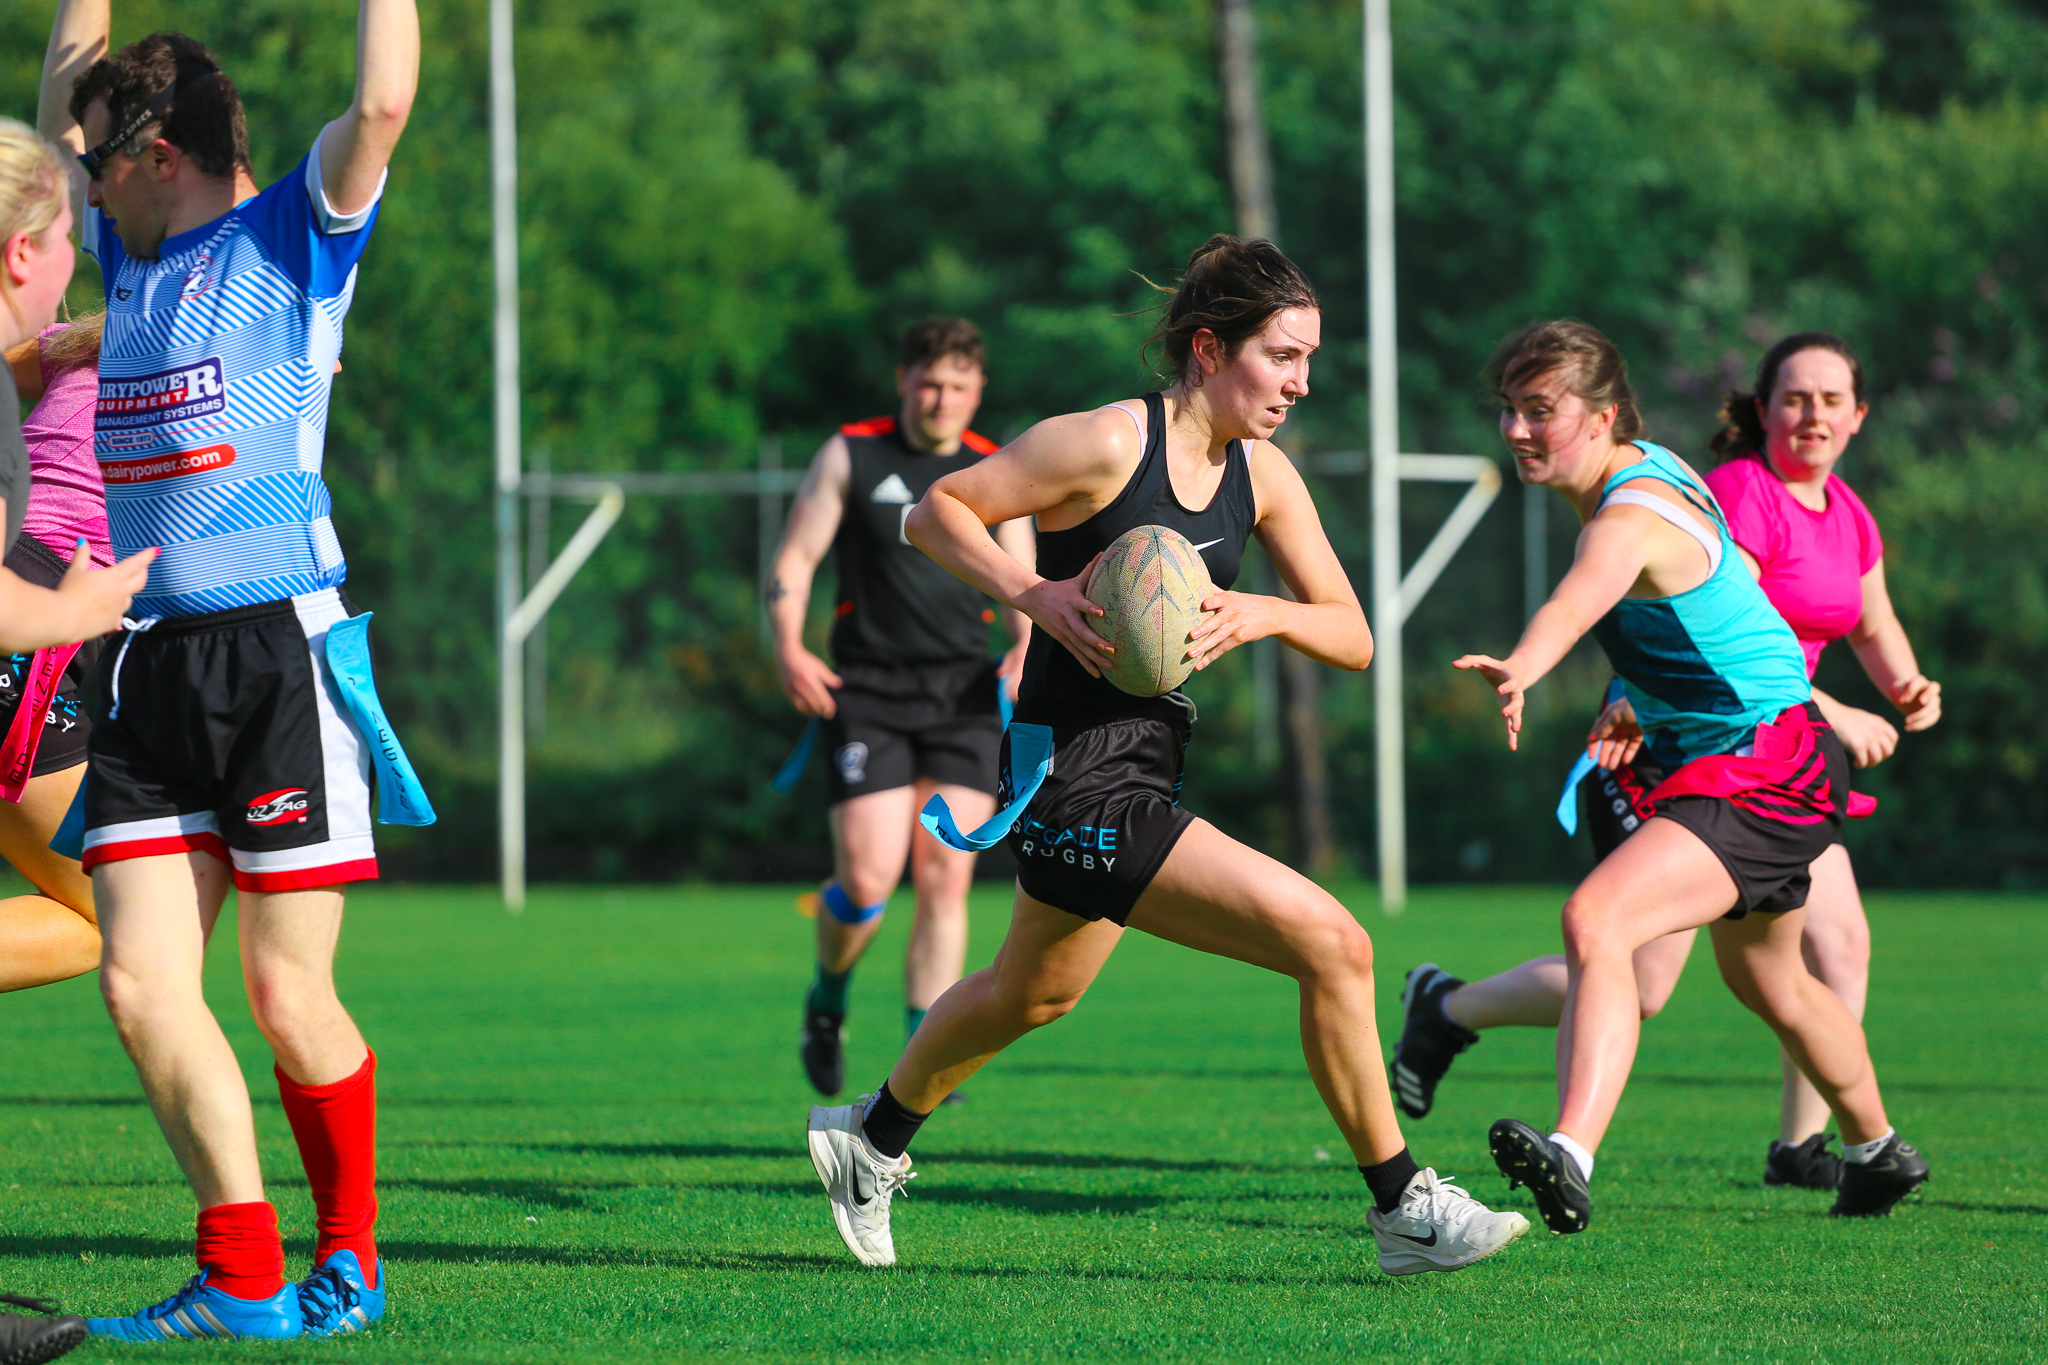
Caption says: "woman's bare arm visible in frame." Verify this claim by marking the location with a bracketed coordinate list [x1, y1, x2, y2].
[1188, 442, 1371, 671]
[1846, 560, 1940, 731]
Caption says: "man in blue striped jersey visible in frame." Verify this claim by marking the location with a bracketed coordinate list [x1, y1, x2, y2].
[39, 0, 416, 1340]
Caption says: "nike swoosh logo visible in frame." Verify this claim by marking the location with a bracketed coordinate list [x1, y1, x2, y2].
[1189, 537, 1224, 553]
[1390, 1228, 1438, 1246]
[852, 1161, 876, 1206]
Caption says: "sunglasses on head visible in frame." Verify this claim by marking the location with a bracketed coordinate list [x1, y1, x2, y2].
[77, 62, 220, 181]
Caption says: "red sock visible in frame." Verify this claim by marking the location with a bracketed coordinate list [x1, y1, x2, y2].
[276, 1048, 380, 1289]
[195, 1202, 285, 1300]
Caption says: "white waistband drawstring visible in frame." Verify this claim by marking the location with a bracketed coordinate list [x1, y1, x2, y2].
[106, 616, 160, 720]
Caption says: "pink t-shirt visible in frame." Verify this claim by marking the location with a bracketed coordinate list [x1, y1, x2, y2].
[1704, 455, 1882, 678]
[19, 324, 111, 567]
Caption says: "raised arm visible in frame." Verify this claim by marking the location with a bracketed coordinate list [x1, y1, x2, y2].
[38, 0, 107, 228]
[766, 435, 850, 717]
[318, 0, 419, 217]
[1455, 506, 1654, 749]
[1187, 443, 1371, 672]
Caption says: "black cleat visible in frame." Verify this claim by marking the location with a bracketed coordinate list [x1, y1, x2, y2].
[1830, 1134, 1929, 1217]
[0, 1294, 87, 1365]
[801, 1008, 846, 1097]
[1391, 963, 1480, 1120]
[1490, 1119, 1593, 1235]
[1764, 1132, 1843, 1190]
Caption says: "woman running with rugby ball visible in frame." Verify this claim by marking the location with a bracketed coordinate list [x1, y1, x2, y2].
[1395, 334, 1935, 1193]
[1452, 320, 1926, 1235]
[804, 237, 1530, 1276]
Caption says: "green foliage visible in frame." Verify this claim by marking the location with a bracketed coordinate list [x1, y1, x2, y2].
[6, 0, 2045, 881]
[1, 882, 2042, 1361]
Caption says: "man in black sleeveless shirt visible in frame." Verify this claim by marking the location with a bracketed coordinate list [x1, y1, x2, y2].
[766, 318, 1033, 1095]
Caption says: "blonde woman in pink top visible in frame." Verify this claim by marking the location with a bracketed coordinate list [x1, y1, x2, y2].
[0, 314, 111, 990]
[1391, 333, 1940, 1195]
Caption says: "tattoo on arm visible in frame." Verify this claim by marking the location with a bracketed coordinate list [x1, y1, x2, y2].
[765, 576, 787, 607]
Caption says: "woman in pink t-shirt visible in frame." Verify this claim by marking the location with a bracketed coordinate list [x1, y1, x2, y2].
[0, 314, 110, 990]
[1390, 333, 1941, 1193]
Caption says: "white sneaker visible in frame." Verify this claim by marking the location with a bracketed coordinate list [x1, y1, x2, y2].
[1368, 1168, 1530, 1275]
[807, 1098, 916, 1266]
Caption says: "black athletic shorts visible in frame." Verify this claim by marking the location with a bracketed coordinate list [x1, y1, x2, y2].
[1004, 711, 1194, 925]
[83, 588, 378, 892]
[1582, 749, 1667, 861]
[0, 534, 99, 777]
[1653, 704, 1851, 919]
[821, 658, 1003, 804]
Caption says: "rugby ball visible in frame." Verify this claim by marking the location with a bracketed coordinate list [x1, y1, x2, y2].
[1085, 525, 1216, 697]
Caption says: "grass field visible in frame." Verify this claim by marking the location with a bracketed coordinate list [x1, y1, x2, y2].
[0, 881, 2041, 1363]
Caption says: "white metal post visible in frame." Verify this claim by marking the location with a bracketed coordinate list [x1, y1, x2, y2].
[491, 0, 525, 910]
[1364, 0, 1404, 911]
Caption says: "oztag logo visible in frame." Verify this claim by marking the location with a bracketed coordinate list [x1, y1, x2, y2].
[246, 788, 311, 826]
[834, 743, 869, 786]
[101, 444, 235, 485]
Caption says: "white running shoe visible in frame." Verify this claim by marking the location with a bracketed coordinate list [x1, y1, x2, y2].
[1367, 1168, 1530, 1276]
[807, 1098, 916, 1266]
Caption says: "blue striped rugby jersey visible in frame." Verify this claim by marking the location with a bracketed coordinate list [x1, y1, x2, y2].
[83, 134, 383, 618]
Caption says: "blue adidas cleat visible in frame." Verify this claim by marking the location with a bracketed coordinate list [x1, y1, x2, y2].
[87, 1272, 301, 1341]
[297, 1250, 384, 1336]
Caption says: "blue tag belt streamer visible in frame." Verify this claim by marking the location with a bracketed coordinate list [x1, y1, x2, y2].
[770, 674, 1014, 793]
[920, 722, 1053, 852]
[1556, 678, 1630, 836]
[325, 613, 437, 826]
[50, 774, 86, 860]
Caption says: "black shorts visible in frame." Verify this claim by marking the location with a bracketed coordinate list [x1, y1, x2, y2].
[0, 535, 99, 777]
[1582, 750, 1667, 861]
[822, 658, 1003, 804]
[1653, 706, 1851, 919]
[83, 589, 378, 892]
[1004, 712, 1194, 926]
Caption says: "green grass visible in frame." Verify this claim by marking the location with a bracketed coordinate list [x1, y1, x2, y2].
[0, 881, 2042, 1363]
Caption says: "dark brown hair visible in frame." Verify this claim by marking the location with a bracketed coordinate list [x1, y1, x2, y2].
[899, 317, 986, 373]
[69, 32, 248, 181]
[1484, 319, 1645, 442]
[1710, 332, 1865, 461]
[1143, 235, 1320, 383]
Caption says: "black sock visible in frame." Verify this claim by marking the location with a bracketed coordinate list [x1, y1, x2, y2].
[859, 1082, 931, 1160]
[1359, 1148, 1422, 1214]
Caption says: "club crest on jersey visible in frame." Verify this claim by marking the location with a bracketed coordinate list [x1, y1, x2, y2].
[246, 788, 311, 826]
[180, 251, 216, 299]
[97, 358, 226, 431]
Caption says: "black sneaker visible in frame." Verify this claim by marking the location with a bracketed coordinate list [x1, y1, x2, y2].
[1763, 1132, 1843, 1190]
[801, 1008, 845, 1097]
[0, 1293, 87, 1365]
[1830, 1134, 1929, 1217]
[1391, 963, 1480, 1119]
[1490, 1118, 1593, 1235]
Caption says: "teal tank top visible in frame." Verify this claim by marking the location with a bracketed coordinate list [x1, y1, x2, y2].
[1586, 443, 1810, 769]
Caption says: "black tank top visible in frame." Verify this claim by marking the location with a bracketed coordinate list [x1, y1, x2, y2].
[1016, 391, 1258, 725]
[828, 416, 1002, 666]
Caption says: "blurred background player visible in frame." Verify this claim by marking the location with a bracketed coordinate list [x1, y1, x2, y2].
[40, 0, 416, 1340]
[805, 238, 1529, 1277]
[0, 111, 147, 1365]
[767, 317, 1032, 1096]
[1394, 332, 1938, 1193]
[1450, 320, 1926, 1236]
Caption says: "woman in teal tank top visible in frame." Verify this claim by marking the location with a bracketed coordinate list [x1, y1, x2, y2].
[1443, 321, 1927, 1238]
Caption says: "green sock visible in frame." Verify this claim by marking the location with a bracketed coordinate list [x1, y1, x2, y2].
[809, 965, 852, 1016]
[904, 1006, 928, 1043]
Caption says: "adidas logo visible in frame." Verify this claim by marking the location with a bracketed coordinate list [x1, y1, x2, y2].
[870, 473, 915, 505]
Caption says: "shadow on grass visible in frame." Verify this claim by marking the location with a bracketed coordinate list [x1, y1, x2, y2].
[0, 1234, 1385, 1289]
[513, 1141, 794, 1162]
[1923, 1199, 2048, 1216]
[1005, 1064, 1301, 1083]
[1457, 1071, 2048, 1096]
[916, 1149, 1289, 1175]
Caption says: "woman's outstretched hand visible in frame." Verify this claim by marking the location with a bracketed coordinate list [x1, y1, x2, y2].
[1453, 653, 1529, 749]
[1586, 693, 1643, 770]
[1015, 553, 1114, 679]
